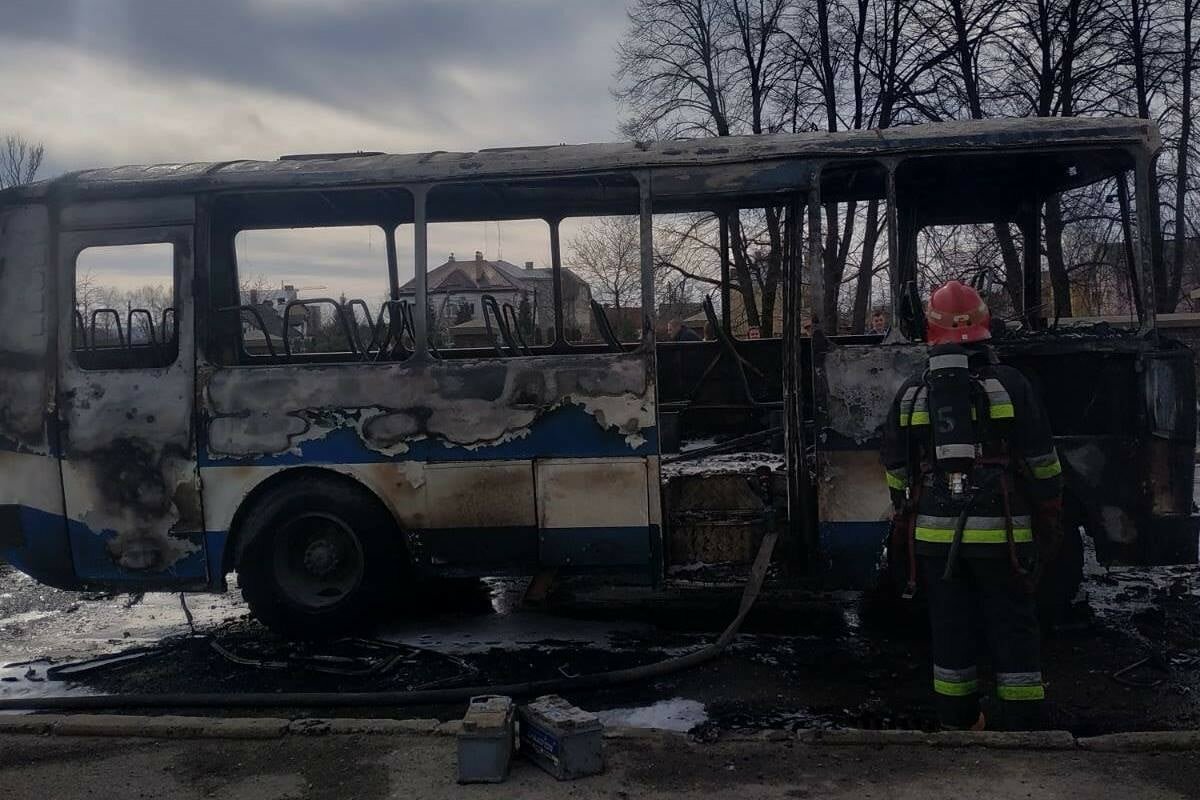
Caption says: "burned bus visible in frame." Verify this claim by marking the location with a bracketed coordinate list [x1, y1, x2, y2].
[0, 117, 1193, 635]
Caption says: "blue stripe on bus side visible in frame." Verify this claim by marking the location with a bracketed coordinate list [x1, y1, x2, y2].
[199, 404, 657, 468]
[539, 525, 652, 568]
[413, 526, 540, 567]
[2, 504, 217, 590]
[5, 503, 653, 589]
[205, 530, 229, 585]
[0, 505, 77, 590]
[65, 524, 209, 585]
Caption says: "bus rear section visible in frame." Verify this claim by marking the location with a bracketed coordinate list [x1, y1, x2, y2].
[2, 192, 213, 592]
[0, 199, 75, 588]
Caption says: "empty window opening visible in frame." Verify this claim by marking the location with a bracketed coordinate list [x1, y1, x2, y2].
[417, 218, 554, 357]
[74, 242, 177, 370]
[561, 214, 643, 346]
[234, 225, 410, 362]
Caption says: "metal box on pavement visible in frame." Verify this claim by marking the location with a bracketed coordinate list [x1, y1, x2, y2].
[457, 694, 516, 784]
[518, 694, 604, 780]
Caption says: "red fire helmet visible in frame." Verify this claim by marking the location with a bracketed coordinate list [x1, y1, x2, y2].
[926, 280, 991, 344]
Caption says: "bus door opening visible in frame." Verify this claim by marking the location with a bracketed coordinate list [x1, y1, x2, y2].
[56, 221, 210, 587]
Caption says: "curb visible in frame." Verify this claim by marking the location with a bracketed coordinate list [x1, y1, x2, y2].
[1077, 731, 1200, 752]
[0, 714, 1197, 751]
[800, 728, 1077, 750]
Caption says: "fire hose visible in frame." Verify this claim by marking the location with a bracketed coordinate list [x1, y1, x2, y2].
[0, 528, 778, 712]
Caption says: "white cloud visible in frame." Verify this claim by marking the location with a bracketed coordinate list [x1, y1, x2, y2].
[0, 40, 440, 174]
[2, 2, 637, 314]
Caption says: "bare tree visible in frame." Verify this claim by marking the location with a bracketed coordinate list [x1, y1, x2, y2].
[0, 135, 45, 189]
[1173, 0, 1200, 310]
[614, 0, 1197, 320]
[617, 0, 793, 335]
[567, 216, 643, 309]
[1107, 0, 1175, 309]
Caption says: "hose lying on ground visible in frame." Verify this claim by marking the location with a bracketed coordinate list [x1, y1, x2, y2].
[0, 528, 778, 712]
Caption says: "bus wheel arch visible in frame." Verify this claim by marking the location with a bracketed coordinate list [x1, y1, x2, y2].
[225, 467, 409, 639]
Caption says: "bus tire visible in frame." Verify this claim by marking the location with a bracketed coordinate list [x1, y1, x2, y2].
[236, 475, 406, 640]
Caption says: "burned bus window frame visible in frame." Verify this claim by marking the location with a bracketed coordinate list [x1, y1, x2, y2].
[557, 212, 642, 348]
[232, 224, 392, 362]
[71, 240, 180, 371]
[419, 173, 648, 360]
[207, 187, 415, 366]
[415, 211, 556, 358]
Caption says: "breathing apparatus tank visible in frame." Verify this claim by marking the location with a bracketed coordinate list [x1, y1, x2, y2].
[926, 343, 978, 494]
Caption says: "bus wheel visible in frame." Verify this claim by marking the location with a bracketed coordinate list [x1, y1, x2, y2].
[236, 476, 405, 639]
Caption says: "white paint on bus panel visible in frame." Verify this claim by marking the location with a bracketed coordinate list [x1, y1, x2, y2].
[818, 450, 892, 523]
[423, 461, 535, 528]
[0, 451, 63, 516]
[535, 458, 650, 530]
[200, 459, 538, 541]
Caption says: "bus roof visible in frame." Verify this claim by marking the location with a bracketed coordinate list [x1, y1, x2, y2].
[1, 117, 1157, 205]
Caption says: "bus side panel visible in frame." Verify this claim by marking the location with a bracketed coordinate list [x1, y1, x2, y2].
[200, 353, 657, 576]
[198, 460, 539, 575]
[814, 343, 928, 587]
[536, 457, 651, 568]
[0, 204, 74, 587]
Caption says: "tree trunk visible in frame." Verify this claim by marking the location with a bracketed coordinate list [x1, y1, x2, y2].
[851, 199, 881, 332]
[1148, 158, 1170, 312]
[728, 211, 762, 331]
[1174, 0, 1195, 312]
[762, 206, 786, 337]
[996, 223, 1024, 313]
[1044, 195, 1073, 318]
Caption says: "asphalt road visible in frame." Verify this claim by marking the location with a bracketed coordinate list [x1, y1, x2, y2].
[2, 732, 1200, 799]
[2, 541, 1199, 735]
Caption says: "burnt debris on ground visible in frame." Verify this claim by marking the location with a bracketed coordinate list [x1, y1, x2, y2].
[2, 552, 1199, 737]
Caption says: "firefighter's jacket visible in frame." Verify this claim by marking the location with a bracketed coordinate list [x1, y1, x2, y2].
[881, 347, 1063, 558]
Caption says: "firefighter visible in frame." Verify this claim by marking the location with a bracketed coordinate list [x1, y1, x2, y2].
[881, 280, 1064, 731]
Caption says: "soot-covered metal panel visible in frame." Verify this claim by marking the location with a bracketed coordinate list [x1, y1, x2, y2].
[202, 352, 657, 462]
[0, 204, 53, 455]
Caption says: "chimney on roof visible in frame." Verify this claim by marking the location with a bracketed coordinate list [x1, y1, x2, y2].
[475, 250, 484, 262]
[524, 261, 534, 270]
[448, 252, 455, 262]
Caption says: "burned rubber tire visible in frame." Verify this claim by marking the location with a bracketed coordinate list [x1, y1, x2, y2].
[236, 475, 406, 640]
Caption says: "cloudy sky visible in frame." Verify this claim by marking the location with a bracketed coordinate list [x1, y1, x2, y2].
[4, 1, 634, 300]
[3, 0, 629, 173]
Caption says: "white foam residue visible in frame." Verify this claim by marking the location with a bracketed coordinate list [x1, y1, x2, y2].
[660, 451, 786, 478]
[596, 697, 708, 732]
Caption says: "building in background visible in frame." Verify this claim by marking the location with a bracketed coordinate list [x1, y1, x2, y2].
[401, 251, 593, 347]
[239, 283, 309, 354]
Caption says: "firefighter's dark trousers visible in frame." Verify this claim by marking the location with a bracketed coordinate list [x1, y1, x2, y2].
[919, 554, 1044, 730]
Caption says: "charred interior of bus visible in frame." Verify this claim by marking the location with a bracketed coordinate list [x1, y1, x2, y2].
[203, 137, 1194, 585]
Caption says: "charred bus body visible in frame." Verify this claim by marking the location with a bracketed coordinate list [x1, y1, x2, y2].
[0, 118, 1193, 635]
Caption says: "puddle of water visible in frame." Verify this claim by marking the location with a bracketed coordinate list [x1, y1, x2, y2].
[376, 610, 657, 656]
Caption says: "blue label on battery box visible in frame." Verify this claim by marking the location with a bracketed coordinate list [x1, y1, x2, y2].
[523, 723, 561, 762]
